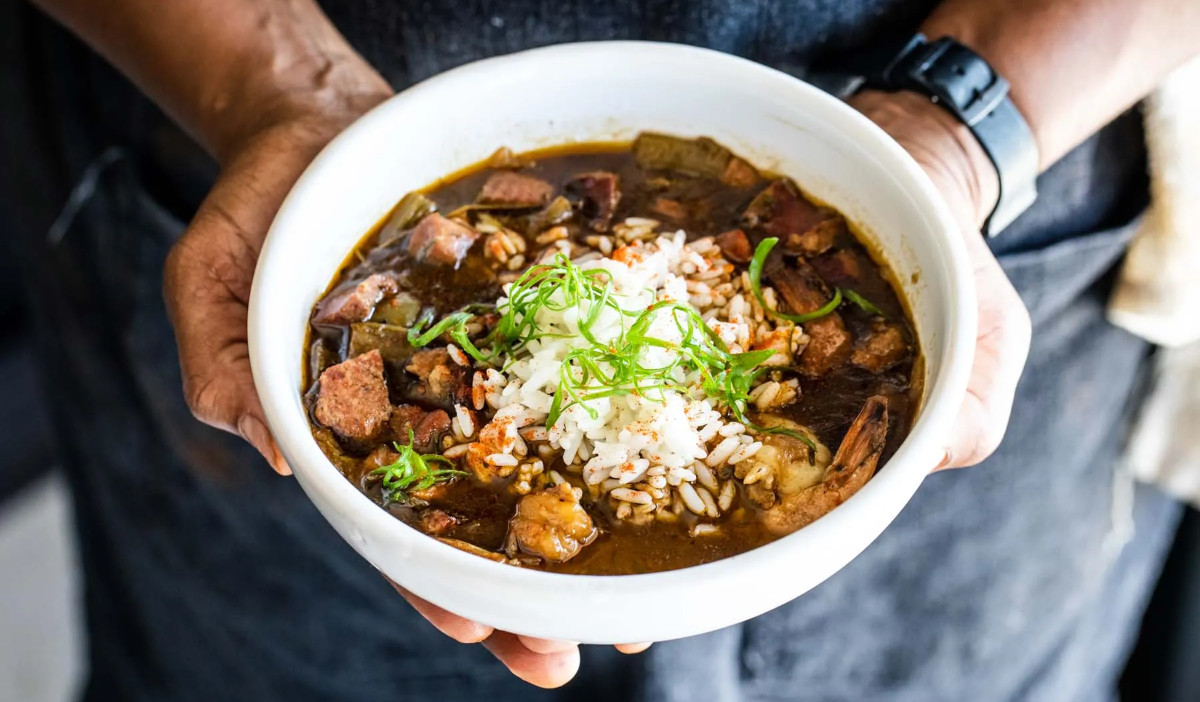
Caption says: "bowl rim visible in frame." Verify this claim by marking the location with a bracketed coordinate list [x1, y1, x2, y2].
[248, 40, 976, 641]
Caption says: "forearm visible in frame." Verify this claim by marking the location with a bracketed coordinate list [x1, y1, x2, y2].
[30, 0, 389, 162]
[922, 0, 1200, 169]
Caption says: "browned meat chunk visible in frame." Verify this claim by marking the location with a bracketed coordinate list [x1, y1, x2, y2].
[477, 171, 555, 207]
[566, 171, 621, 231]
[404, 348, 471, 409]
[799, 318, 853, 376]
[415, 410, 452, 449]
[743, 179, 846, 256]
[389, 404, 425, 434]
[742, 180, 794, 230]
[506, 484, 597, 563]
[419, 509, 458, 536]
[785, 217, 844, 257]
[850, 320, 911, 373]
[715, 228, 752, 263]
[650, 197, 687, 220]
[390, 404, 451, 452]
[764, 255, 832, 312]
[312, 273, 399, 325]
[764, 396, 888, 535]
[721, 156, 759, 187]
[765, 257, 852, 375]
[361, 444, 408, 495]
[810, 249, 864, 287]
[314, 349, 391, 441]
[407, 213, 480, 267]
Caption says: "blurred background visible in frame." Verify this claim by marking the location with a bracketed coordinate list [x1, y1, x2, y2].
[0, 242, 83, 702]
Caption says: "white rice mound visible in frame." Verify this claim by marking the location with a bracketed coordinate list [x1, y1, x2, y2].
[460, 221, 807, 525]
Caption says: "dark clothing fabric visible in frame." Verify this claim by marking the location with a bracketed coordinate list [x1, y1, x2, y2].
[0, 1, 1177, 700]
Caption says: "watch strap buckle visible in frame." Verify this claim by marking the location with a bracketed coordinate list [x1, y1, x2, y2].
[888, 35, 1010, 127]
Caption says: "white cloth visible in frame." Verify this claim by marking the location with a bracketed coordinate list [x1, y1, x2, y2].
[1109, 56, 1200, 507]
[1124, 343, 1200, 507]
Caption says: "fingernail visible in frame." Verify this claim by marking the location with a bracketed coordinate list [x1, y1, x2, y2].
[270, 446, 293, 476]
[933, 449, 952, 472]
[518, 636, 578, 654]
[238, 414, 282, 472]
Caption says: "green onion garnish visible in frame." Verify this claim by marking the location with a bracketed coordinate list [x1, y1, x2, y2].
[747, 238, 842, 324]
[841, 288, 885, 317]
[370, 430, 466, 504]
[408, 253, 814, 448]
[543, 298, 779, 430]
[408, 310, 475, 347]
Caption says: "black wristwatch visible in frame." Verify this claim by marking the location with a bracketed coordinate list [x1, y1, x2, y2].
[863, 35, 1039, 236]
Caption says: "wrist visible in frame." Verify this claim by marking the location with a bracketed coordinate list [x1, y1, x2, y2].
[849, 90, 1000, 228]
[210, 61, 391, 165]
[197, 27, 392, 164]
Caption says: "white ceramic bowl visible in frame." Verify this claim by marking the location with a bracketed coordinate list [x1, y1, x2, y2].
[249, 41, 975, 644]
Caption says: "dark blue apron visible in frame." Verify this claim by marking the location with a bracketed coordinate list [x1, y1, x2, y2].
[0, 1, 1177, 700]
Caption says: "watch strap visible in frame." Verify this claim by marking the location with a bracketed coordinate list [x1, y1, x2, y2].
[872, 35, 1039, 236]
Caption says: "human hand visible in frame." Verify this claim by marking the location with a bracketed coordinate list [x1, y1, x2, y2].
[162, 77, 645, 688]
[849, 90, 1033, 469]
[390, 583, 651, 688]
[163, 102, 387, 475]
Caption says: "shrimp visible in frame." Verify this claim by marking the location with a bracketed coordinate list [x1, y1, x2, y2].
[506, 484, 597, 563]
[757, 396, 889, 535]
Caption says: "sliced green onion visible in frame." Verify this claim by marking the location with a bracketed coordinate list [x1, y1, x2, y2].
[757, 424, 816, 450]
[748, 238, 842, 324]
[407, 310, 473, 346]
[370, 429, 466, 504]
[841, 288, 886, 317]
[402, 252, 814, 448]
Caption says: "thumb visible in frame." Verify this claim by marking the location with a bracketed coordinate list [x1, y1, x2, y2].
[936, 234, 1031, 470]
[165, 113, 390, 476]
[163, 133, 314, 476]
[164, 227, 292, 476]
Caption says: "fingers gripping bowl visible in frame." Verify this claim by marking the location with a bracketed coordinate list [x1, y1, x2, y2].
[249, 42, 975, 644]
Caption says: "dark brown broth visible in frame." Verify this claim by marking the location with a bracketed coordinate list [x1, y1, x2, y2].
[304, 143, 920, 575]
